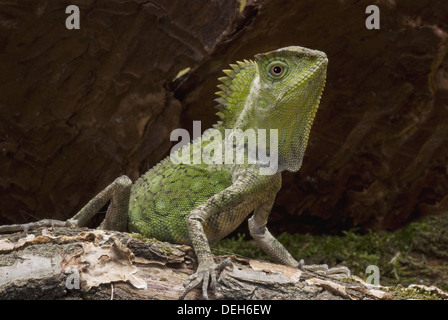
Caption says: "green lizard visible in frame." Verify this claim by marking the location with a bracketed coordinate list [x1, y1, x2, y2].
[0, 46, 349, 299]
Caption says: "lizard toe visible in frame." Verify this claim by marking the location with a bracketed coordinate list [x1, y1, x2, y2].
[298, 259, 351, 277]
[327, 265, 351, 277]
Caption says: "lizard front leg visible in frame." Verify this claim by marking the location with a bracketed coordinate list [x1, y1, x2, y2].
[248, 197, 351, 276]
[248, 197, 299, 267]
[179, 205, 232, 300]
[179, 170, 281, 300]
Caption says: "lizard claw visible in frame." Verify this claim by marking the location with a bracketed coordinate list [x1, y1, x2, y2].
[179, 258, 232, 300]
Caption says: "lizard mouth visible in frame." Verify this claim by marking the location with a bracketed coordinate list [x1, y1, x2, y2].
[299, 55, 328, 86]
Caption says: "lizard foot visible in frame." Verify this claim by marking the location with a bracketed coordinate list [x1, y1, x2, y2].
[0, 219, 78, 234]
[179, 258, 232, 300]
[298, 259, 350, 277]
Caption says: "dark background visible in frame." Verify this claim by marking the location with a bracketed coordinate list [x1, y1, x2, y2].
[1, 0, 447, 235]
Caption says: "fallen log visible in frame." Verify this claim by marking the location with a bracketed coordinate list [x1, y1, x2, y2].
[0, 226, 446, 300]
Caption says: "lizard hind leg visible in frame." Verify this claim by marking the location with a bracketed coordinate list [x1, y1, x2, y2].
[0, 176, 131, 234]
[71, 175, 132, 232]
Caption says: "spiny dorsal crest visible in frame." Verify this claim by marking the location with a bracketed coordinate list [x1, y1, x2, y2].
[213, 59, 257, 129]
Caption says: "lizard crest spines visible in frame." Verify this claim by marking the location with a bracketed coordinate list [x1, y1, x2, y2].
[213, 59, 256, 129]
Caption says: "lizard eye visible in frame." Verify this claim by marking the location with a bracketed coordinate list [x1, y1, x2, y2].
[269, 65, 284, 76]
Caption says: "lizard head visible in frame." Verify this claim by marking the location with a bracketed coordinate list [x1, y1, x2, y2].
[214, 46, 327, 173]
[252, 46, 328, 172]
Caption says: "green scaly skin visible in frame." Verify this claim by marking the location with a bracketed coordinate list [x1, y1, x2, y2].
[0, 46, 350, 299]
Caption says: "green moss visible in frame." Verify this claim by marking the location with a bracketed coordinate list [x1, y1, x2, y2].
[386, 284, 443, 300]
[129, 232, 151, 242]
[212, 214, 448, 292]
[129, 232, 174, 256]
